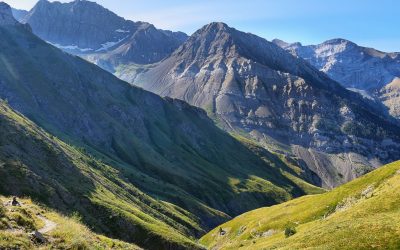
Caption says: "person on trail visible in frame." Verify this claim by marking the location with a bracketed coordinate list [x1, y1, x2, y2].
[11, 197, 20, 206]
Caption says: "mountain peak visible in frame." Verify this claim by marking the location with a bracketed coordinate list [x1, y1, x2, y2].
[323, 38, 355, 46]
[205, 22, 229, 29]
[196, 22, 231, 36]
[0, 2, 18, 25]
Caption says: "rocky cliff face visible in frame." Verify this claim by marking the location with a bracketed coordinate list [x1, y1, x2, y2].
[273, 38, 400, 118]
[22, 0, 187, 67]
[136, 22, 400, 188]
[11, 7, 28, 22]
[0, 2, 18, 25]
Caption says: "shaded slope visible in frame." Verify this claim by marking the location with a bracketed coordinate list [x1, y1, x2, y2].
[136, 22, 400, 188]
[0, 101, 203, 249]
[201, 160, 400, 249]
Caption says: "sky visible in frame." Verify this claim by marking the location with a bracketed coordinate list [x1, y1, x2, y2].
[7, 0, 400, 52]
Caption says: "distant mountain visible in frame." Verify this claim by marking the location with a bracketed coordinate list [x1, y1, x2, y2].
[10, 7, 28, 22]
[135, 22, 400, 188]
[22, 0, 187, 67]
[273, 38, 400, 118]
[0, 6, 319, 249]
[201, 160, 400, 249]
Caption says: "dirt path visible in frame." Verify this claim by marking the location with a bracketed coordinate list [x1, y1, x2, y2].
[37, 215, 57, 234]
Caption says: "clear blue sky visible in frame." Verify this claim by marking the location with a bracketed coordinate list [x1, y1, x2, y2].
[7, 0, 400, 52]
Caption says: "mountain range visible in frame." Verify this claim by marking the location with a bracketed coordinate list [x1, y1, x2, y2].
[135, 22, 400, 188]
[0, 2, 323, 249]
[20, 0, 187, 70]
[2, 0, 400, 249]
[273, 38, 400, 118]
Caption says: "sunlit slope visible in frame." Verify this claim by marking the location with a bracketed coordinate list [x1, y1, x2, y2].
[0, 196, 141, 250]
[201, 160, 400, 249]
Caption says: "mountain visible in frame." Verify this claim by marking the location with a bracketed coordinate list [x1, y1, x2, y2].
[0, 5, 320, 249]
[10, 7, 28, 22]
[21, 0, 187, 68]
[135, 22, 400, 188]
[200, 160, 400, 249]
[1, 2, 18, 25]
[0, 196, 140, 249]
[273, 38, 400, 118]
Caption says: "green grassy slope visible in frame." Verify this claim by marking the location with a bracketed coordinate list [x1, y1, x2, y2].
[201, 160, 400, 249]
[0, 101, 203, 249]
[0, 196, 140, 250]
[0, 20, 326, 248]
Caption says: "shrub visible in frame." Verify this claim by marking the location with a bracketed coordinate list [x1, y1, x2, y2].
[284, 224, 297, 238]
[9, 211, 35, 230]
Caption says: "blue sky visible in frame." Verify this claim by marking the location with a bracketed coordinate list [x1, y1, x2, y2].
[7, 0, 400, 52]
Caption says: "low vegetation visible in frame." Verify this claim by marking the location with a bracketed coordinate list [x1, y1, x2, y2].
[0, 196, 140, 250]
[201, 160, 400, 249]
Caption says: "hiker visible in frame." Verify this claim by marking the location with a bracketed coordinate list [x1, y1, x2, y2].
[11, 197, 20, 206]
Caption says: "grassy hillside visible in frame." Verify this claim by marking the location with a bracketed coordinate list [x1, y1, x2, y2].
[201, 160, 400, 249]
[0, 196, 140, 250]
[0, 93, 324, 250]
[0, 101, 204, 249]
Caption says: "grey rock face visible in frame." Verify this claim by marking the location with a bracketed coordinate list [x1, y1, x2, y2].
[23, 0, 187, 66]
[273, 38, 400, 118]
[136, 22, 400, 188]
[0, 2, 18, 25]
[11, 7, 28, 22]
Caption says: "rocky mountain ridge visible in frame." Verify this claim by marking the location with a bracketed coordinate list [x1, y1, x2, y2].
[0, 2, 18, 25]
[20, 0, 188, 67]
[273, 38, 400, 118]
[135, 22, 400, 188]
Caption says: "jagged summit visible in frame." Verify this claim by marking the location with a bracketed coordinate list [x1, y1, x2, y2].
[199, 22, 230, 32]
[323, 38, 353, 44]
[0, 2, 18, 25]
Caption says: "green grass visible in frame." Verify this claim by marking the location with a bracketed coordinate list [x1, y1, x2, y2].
[201, 160, 400, 249]
[0, 196, 141, 250]
[0, 102, 203, 249]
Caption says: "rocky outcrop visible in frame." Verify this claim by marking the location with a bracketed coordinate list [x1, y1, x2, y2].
[380, 77, 400, 118]
[0, 2, 18, 25]
[136, 22, 400, 188]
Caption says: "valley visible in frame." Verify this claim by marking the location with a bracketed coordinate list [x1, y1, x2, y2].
[1, 0, 399, 249]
